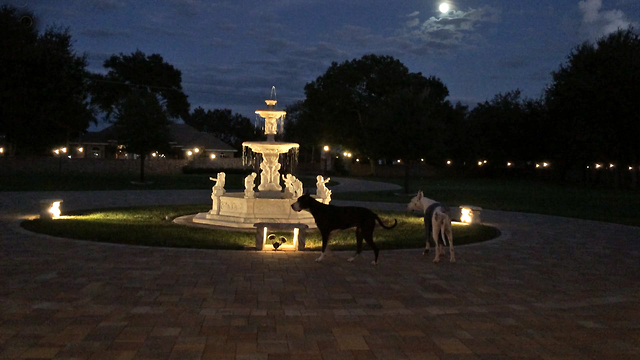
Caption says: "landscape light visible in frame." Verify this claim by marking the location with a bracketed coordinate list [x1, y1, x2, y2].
[40, 199, 63, 220]
[460, 208, 472, 224]
[595, 163, 602, 169]
[210, 154, 216, 160]
[259, 225, 300, 251]
[536, 164, 540, 168]
[543, 162, 549, 167]
[459, 205, 482, 224]
[609, 164, 614, 168]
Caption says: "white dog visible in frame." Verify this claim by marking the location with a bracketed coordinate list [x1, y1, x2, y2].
[406, 191, 455, 263]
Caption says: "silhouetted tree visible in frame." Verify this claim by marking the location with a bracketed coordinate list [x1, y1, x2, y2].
[0, 5, 95, 156]
[381, 73, 455, 191]
[90, 50, 190, 183]
[545, 28, 640, 187]
[186, 107, 260, 151]
[283, 100, 321, 164]
[468, 90, 547, 167]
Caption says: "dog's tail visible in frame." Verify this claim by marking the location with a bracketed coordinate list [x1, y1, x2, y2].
[434, 212, 451, 246]
[376, 216, 398, 230]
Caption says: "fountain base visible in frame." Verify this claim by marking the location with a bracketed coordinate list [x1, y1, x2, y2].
[192, 192, 316, 230]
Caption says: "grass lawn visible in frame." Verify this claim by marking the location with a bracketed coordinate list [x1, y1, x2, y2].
[333, 177, 640, 227]
[21, 205, 500, 251]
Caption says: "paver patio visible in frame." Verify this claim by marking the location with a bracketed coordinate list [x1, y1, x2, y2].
[1, 181, 639, 359]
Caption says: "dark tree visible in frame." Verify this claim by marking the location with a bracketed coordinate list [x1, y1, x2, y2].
[0, 5, 95, 156]
[468, 90, 547, 167]
[294, 54, 454, 190]
[545, 28, 640, 186]
[283, 100, 320, 164]
[300, 55, 410, 171]
[186, 107, 260, 151]
[381, 73, 455, 191]
[90, 50, 190, 183]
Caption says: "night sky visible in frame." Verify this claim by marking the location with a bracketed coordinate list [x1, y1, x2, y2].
[8, 0, 639, 127]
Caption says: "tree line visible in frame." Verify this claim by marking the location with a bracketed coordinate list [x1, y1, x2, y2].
[2, 5, 639, 188]
[283, 29, 640, 189]
[0, 5, 258, 160]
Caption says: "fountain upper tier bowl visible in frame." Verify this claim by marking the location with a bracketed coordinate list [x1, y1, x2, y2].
[242, 141, 299, 154]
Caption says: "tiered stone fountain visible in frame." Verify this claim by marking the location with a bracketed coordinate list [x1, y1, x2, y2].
[192, 96, 331, 230]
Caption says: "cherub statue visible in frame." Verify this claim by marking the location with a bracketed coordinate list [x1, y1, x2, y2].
[283, 174, 304, 199]
[244, 172, 257, 198]
[292, 177, 303, 198]
[209, 172, 226, 197]
[316, 175, 331, 204]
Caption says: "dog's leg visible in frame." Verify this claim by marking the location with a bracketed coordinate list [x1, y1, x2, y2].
[316, 231, 330, 262]
[445, 220, 455, 263]
[348, 228, 363, 263]
[362, 223, 379, 265]
[423, 213, 431, 256]
[432, 217, 442, 263]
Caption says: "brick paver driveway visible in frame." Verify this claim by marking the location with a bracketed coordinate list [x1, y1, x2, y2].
[1, 188, 639, 359]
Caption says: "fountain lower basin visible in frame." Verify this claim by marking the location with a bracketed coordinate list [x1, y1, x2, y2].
[192, 192, 316, 229]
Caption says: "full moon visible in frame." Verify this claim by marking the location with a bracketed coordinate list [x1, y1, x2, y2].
[439, 3, 450, 13]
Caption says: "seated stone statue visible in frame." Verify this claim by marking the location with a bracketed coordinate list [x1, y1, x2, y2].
[244, 172, 257, 198]
[210, 172, 226, 197]
[316, 175, 331, 204]
[283, 174, 304, 199]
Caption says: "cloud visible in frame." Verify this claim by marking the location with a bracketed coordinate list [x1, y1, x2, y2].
[401, 6, 501, 52]
[578, 0, 634, 39]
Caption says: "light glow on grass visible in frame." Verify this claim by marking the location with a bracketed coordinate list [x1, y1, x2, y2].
[21, 205, 499, 251]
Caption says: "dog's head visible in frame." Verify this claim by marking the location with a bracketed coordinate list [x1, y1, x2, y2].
[291, 193, 316, 212]
[406, 190, 425, 213]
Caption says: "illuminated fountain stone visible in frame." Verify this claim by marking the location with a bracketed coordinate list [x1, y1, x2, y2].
[192, 95, 327, 230]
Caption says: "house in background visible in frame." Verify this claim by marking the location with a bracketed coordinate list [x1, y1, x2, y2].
[69, 123, 237, 159]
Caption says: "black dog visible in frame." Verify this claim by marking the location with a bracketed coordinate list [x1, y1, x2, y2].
[291, 194, 397, 265]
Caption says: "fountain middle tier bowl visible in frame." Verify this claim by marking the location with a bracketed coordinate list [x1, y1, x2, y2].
[242, 141, 299, 154]
[192, 192, 316, 230]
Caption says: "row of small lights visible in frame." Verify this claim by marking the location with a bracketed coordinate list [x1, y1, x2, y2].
[327, 146, 640, 171]
[587, 163, 639, 171]
[445, 160, 638, 170]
